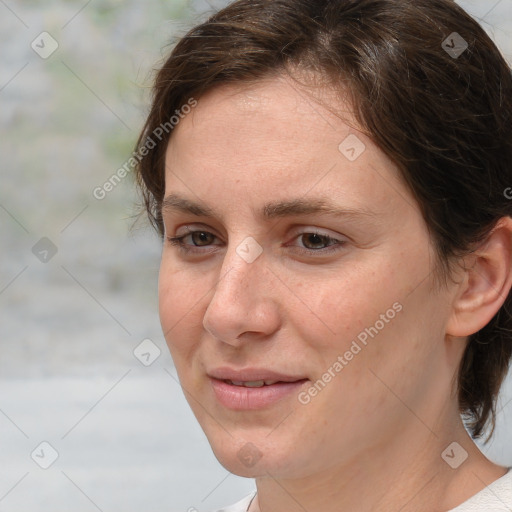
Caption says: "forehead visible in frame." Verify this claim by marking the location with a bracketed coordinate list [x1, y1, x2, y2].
[163, 75, 414, 221]
[169, 75, 355, 153]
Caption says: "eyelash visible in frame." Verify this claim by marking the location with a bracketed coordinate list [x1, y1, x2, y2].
[166, 230, 345, 256]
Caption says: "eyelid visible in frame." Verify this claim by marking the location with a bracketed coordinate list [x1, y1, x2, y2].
[289, 225, 343, 239]
[172, 223, 342, 240]
[166, 225, 347, 256]
[173, 223, 220, 238]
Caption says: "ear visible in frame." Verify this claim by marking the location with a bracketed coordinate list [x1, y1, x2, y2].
[446, 216, 512, 337]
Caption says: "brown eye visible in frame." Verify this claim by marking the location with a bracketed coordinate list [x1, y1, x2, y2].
[190, 231, 215, 246]
[166, 230, 220, 254]
[287, 231, 346, 256]
[300, 233, 333, 250]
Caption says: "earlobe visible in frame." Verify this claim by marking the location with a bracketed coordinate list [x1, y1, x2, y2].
[446, 216, 512, 338]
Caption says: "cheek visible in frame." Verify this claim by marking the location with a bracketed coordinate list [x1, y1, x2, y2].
[158, 259, 206, 357]
[296, 255, 429, 399]
[292, 262, 395, 353]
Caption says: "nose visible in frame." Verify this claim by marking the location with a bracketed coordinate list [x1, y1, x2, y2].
[202, 241, 281, 345]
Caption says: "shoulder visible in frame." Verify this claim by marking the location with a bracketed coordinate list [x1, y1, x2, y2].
[210, 491, 257, 512]
[448, 467, 512, 511]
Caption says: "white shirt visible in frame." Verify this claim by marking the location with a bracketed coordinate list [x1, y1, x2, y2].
[212, 468, 512, 512]
[212, 491, 256, 512]
[447, 467, 512, 511]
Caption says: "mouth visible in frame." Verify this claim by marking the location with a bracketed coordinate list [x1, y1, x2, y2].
[207, 367, 308, 383]
[208, 371, 309, 410]
[222, 379, 304, 387]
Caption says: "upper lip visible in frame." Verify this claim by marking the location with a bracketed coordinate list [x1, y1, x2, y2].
[208, 367, 307, 382]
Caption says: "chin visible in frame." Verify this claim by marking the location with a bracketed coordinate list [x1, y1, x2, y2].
[206, 431, 303, 478]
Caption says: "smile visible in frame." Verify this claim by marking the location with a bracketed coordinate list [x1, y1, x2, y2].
[210, 377, 309, 410]
[224, 379, 281, 387]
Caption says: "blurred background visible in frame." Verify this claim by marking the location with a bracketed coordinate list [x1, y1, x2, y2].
[0, 0, 511, 510]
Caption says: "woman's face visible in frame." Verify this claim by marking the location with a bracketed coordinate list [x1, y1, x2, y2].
[159, 75, 460, 478]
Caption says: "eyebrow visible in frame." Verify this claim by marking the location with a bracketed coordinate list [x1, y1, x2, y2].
[161, 193, 378, 222]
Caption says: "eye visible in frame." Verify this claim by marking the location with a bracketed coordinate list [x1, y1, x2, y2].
[289, 231, 345, 255]
[166, 228, 345, 256]
[166, 230, 219, 254]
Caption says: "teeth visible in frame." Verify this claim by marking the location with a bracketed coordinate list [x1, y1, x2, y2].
[243, 380, 265, 387]
[227, 380, 280, 387]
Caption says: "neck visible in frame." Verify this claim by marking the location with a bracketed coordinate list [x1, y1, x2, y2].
[249, 413, 505, 512]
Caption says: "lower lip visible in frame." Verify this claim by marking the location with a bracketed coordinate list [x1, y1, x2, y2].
[209, 378, 308, 410]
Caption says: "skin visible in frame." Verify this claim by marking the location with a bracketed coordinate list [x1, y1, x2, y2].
[159, 74, 512, 512]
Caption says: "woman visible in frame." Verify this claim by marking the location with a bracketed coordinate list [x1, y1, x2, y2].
[135, 0, 512, 510]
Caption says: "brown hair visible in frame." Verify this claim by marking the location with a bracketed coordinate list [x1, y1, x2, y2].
[135, 0, 512, 442]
